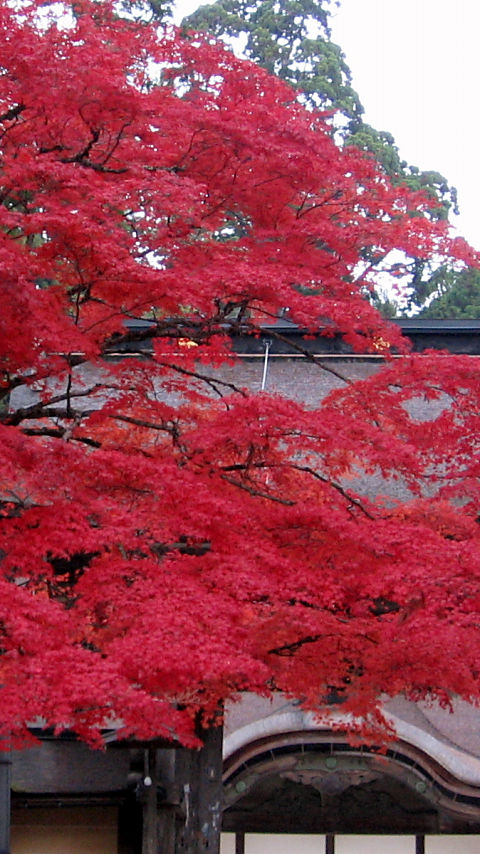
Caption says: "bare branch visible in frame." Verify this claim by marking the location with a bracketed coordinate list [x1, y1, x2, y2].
[20, 426, 101, 447]
[290, 464, 375, 519]
[5, 386, 102, 426]
[268, 633, 323, 656]
[265, 327, 352, 385]
[157, 361, 247, 398]
[220, 473, 295, 505]
[0, 103, 25, 123]
[111, 413, 179, 436]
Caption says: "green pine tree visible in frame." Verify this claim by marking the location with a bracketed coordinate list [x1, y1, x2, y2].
[182, 0, 462, 317]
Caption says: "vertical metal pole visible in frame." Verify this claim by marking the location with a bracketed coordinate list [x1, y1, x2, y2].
[325, 834, 335, 854]
[0, 753, 11, 854]
[235, 832, 245, 854]
[261, 340, 271, 391]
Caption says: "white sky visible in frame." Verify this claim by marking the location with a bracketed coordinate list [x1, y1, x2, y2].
[330, 0, 480, 250]
[175, 0, 480, 250]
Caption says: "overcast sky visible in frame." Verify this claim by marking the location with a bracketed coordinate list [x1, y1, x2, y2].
[330, 0, 480, 250]
[175, 0, 480, 250]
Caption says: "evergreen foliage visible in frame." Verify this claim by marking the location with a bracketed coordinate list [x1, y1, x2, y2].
[183, 0, 465, 316]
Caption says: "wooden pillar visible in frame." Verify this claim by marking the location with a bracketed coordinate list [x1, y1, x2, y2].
[142, 748, 160, 854]
[325, 834, 335, 854]
[0, 753, 10, 854]
[139, 748, 177, 854]
[415, 837, 425, 854]
[175, 724, 223, 854]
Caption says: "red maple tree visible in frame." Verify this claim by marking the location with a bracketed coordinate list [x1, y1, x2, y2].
[1, 0, 480, 748]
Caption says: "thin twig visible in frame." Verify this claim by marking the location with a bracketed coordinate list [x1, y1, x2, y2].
[264, 327, 352, 385]
[290, 464, 375, 519]
[220, 474, 295, 505]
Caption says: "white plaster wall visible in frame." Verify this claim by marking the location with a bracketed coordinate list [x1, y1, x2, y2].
[426, 836, 480, 853]
[222, 835, 480, 854]
[221, 834, 325, 853]
[336, 838, 415, 854]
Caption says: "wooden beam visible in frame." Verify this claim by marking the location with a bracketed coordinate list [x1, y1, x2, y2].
[415, 836, 425, 854]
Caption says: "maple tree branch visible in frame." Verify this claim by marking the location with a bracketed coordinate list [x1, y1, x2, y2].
[1, 374, 27, 400]
[74, 125, 101, 161]
[21, 426, 101, 447]
[5, 387, 102, 426]
[220, 473, 295, 505]
[252, 318, 352, 386]
[296, 190, 343, 218]
[100, 122, 131, 166]
[156, 361, 247, 398]
[269, 628, 379, 657]
[219, 460, 375, 518]
[151, 539, 211, 558]
[219, 464, 265, 474]
[110, 413, 179, 437]
[103, 317, 219, 347]
[267, 328, 352, 385]
[59, 154, 128, 174]
[0, 103, 25, 123]
[268, 633, 324, 656]
[290, 464, 375, 519]
[7, 405, 89, 426]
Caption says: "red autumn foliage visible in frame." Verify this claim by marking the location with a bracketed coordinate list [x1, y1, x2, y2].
[1, 0, 480, 747]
